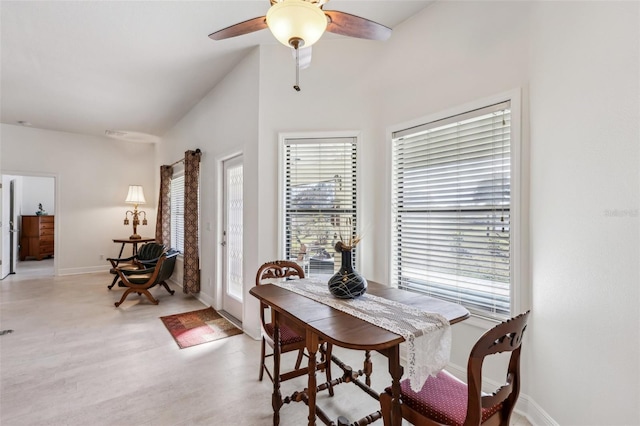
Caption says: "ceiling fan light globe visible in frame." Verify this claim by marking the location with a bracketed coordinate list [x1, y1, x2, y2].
[266, 0, 327, 48]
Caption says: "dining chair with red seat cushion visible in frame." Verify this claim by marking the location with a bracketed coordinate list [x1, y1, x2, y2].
[380, 310, 530, 426]
[255, 260, 333, 392]
[263, 322, 305, 346]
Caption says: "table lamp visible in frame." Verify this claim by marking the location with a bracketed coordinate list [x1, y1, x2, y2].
[123, 185, 147, 239]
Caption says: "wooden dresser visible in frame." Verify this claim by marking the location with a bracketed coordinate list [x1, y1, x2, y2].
[19, 215, 54, 261]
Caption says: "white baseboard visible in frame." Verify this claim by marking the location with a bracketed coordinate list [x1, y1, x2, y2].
[517, 394, 559, 426]
[166, 277, 216, 311]
[243, 327, 260, 340]
[195, 289, 215, 308]
[58, 266, 109, 275]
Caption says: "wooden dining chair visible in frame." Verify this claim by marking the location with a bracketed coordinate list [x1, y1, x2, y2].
[256, 260, 333, 392]
[380, 310, 530, 426]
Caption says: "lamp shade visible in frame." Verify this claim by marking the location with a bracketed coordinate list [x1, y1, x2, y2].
[266, 0, 327, 48]
[125, 185, 146, 205]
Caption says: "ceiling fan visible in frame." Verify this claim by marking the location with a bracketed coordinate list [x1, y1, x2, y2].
[208, 0, 392, 91]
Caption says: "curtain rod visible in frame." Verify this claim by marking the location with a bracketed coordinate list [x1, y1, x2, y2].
[167, 148, 201, 167]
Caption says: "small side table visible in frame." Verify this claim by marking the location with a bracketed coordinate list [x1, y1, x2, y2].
[113, 237, 156, 258]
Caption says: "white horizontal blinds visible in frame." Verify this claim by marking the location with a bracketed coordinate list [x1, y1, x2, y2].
[392, 101, 511, 319]
[284, 137, 358, 275]
[170, 174, 185, 253]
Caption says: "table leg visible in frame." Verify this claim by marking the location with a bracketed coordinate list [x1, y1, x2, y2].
[387, 345, 403, 426]
[306, 332, 320, 426]
[272, 312, 283, 426]
[364, 350, 372, 387]
[117, 243, 126, 259]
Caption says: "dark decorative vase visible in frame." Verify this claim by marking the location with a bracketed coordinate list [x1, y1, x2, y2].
[328, 248, 367, 299]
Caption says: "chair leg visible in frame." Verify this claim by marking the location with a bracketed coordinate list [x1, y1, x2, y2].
[116, 287, 159, 306]
[294, 349, 304, 370]
[115, 288, 135, 307]
[108, 274, 119, 290]
[259, 337, 266, 381]
[139, 289, 159, 305]
[379, 392, 393, 426]
[159, 281, 175, 295]
[324, 343, 334, 397]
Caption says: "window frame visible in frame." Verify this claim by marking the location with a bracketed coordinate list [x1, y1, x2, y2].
[388, 90, 523, 321]
[278, 131, 363, 273]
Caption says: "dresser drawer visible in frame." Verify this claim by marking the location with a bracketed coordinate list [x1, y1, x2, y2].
[40, 222, 54, 231]
[40, 234, 54, 243]
[40, 244, 54, 254]
[40, 228, 54, 237]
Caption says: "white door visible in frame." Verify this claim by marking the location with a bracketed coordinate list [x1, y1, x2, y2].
[221, 155, 243, 321]
[0, 177, 12, 279]
[8, 180, 17, 275]
[0, 180, 5, 279]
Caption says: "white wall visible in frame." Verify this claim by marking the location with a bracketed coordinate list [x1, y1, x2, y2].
[358, 0, 533, 395]
[0, 124, 157, 274]
[250, 1, 638, 424]
[254, 0, 531, 389]
[20, 176, 54, 215]
[257, 39, 381, 272]
[528, 2, 639, 424]
[158, 47, 260, 331]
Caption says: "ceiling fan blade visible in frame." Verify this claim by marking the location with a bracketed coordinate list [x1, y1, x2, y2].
[324, 10, 392, 41]
[208, 16, 268, 41]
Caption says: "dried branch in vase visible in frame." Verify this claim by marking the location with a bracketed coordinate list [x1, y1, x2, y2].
[335, 217, 363, 252]
[334, 235, 362, 252]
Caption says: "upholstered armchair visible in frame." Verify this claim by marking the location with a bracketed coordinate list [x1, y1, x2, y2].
[107, 242, 166, 289]
[114, 249, 179, 307]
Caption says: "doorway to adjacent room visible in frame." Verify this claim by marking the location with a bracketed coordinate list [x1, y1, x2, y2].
[1, 174, 56, 279]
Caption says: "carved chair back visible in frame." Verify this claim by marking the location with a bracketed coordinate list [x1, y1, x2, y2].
[255, 260, 305, 328]
[464, 310, 530, 425]
[135, 242, 167, 267]
[380, 310, 530, 426]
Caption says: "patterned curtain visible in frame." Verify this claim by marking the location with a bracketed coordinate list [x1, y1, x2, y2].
[155, 165, 173, 247]
[183, 149, 202, 294]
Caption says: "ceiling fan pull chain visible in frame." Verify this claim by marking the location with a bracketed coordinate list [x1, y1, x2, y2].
[294, 44, 301, 92]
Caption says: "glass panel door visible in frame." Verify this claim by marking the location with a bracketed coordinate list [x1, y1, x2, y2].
[222, 155, 243, 321]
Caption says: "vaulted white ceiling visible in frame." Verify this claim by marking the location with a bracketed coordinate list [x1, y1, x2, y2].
[0, 1, 432, 141]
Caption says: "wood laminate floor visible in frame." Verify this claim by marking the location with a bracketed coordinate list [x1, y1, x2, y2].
[1, 265, 532, 426]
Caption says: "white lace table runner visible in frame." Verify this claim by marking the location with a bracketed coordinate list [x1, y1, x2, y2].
[272, 276, 451, 391]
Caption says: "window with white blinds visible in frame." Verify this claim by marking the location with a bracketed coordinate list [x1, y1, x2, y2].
[283, 137, 358, 276]
[170, 174, 185, 253]
[391, 101, 512, 319]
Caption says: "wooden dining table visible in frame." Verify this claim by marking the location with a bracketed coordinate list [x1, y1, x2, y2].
[250, 279, 470, 426]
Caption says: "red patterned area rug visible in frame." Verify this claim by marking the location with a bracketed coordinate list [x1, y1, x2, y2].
[160, 307, 242, 349]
